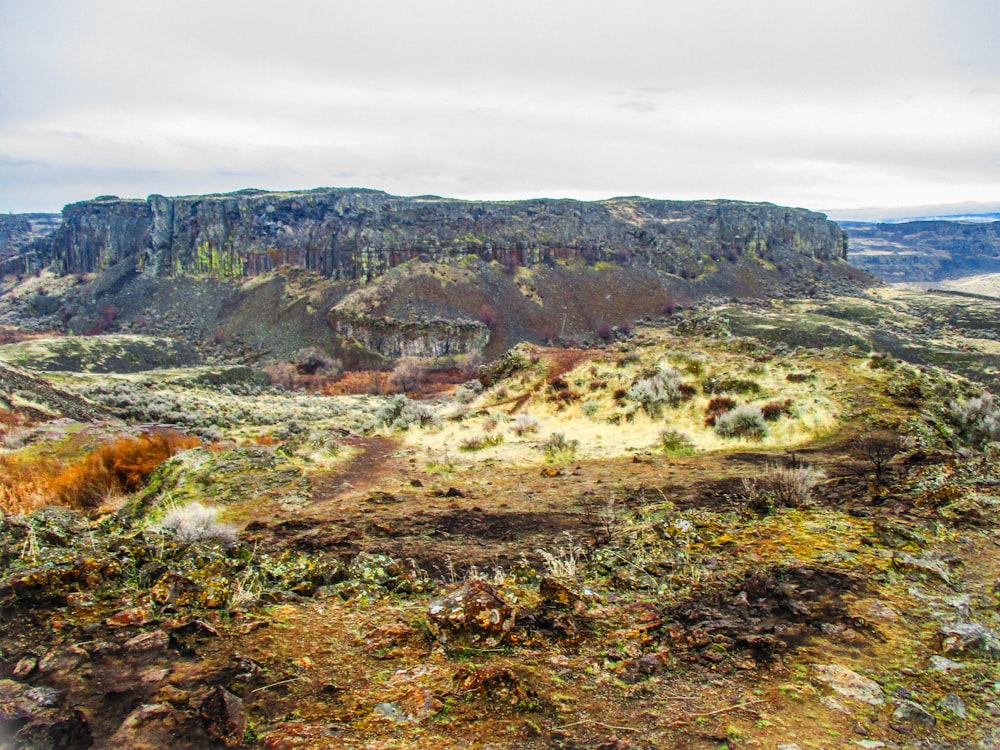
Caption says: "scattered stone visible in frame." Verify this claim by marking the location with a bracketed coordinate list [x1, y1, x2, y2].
[363, 622, 415, 656]
[372, 687, 441, 724]
[427, 579, 515, 649]
[123, 630, 170, 653]
[258, 721, 344, 749]
[812, 664, 885, 706]
[853, 599, 899, 621]
[854, 742, 886, 749]
[893, 553, 951, 585]
[936, 693, 967, 719]
[0, 678, 93, 749]
[37, 646, 87, 675]
[347, 552, 405, 588]
[104, 607, 154, 627]
[939, 621, 1000, 659]
[929, 655, 966, 672]
[88, 641, 122, 658]
[776, 744, 804, 750]
[538, 576, 584, 611]
[12, 655, 37, 679]
[200, 685, 247, 748]
[108, 703, 192, 750]
[891, 698, 935, 730]
[820, 695, 851, 714]
[454, 665, 530, 708]
[875, 519, 925, 549]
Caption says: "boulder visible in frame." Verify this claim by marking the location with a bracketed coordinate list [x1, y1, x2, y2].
[427, 579, 515, 649]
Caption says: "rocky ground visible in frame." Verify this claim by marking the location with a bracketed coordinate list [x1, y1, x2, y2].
[1, 314, 999, 749]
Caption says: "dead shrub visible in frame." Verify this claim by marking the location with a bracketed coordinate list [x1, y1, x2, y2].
[704, 396, 737, 427]
[761, 399, 794, 422]
[50, 432, 199, 510]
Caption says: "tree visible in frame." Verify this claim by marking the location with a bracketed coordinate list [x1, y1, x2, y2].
[852, 431, 901, 486]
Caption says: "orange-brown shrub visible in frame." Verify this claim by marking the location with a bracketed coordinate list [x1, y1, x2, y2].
[50, 432, 199, 509]
[0, 431, 199, 514]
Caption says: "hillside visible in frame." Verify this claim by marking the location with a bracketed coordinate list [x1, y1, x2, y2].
[1, 189, 865, 366]
[1, 313, 998, 749]
[844, 219, 1000, 284]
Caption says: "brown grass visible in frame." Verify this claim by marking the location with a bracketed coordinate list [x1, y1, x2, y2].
[0, 431, 199, 514]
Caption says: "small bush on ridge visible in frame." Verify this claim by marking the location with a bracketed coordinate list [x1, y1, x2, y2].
[158, 501, 237, 544]
[714, 405, 768, 440]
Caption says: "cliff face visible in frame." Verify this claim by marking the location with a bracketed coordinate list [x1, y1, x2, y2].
[844, 220, 1000, 282]
[0, 213, 61, 275]
[46, 188, 847, 281]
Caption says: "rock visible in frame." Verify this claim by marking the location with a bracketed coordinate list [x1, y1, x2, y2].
[123, 630, 170, 653]
[12, 656, 37, 679]
[346, 552, 405, 588]
[0, 678, 93, 749]
[372, 687, 441, 724]
[37, 646, 87, 675]
[936, 693, 967, 719]
[108, 703, 192, 750]
[427, 579, 516, 649]
[929, 655, 966, 672]
[891, 699, 935, 729]
[939, 621, 1000, 659]
[893, 553, 951, 584]
[538, 576, 584, 611]
[776, 744, 804, 750]
[104, 607, 154, 627]
[199, 685, 247, 748]
[258, 721, 343, 749]
[812, 664, 885, 705]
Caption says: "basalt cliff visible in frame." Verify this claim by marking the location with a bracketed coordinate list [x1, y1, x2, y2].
[6, 188, 860, 364]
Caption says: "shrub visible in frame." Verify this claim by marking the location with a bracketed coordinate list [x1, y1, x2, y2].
[294, 347, 342, 377]
[511, 414, 540, 436]
[659, 429, 696, 456]
[739, 464, 820, 515]
[785, 372, 816, 383]
[265, 361, 297, 390]
[459, 433, 504, 452]
[158, 502, 237, 544]
[627, 367, 690, 418]
[702, 376, 762, 396]
[948, 393, 1000, 447]
[704, 396, 737, 426]
[714, 405, 768, 440]
[761, 399, 795, 422]
[542, 432, 578, 460]
[388, 358, 430, 393]
[867, 352, 897, 371]
[374, 395, 439, 430]
[453, 381, 483, 405]
[581, 400, 601, 419]
[49, 432, 200, 509]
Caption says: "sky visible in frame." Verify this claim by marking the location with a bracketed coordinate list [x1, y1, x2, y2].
[2, 0, 1000, 218]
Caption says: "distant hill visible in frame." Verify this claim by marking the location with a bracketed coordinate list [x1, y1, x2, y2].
[1, 188, 867, 365]
[843, 217, 1000, 283]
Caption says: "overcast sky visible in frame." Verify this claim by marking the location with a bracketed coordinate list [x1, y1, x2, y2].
[2, 0, 999, 217]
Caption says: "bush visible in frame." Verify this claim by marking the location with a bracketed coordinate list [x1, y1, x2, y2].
[948, 393, 1000, 447]
[627, 367, 690, 418]
[542, 432, 578, 460]
[659, 429, 696, 456]
[714, 405, 768, 440]
[374, 395, 439, 430]
[158, 502, 237, 544]
[294, 347, 342, 377]
[510, 414, 540, 436]
[459, 433, 504, 452]
[702, 376, 762, 396]
[740, 464, 821, 515]
[704, 396, 737, 426]
[388, 358, 430, 393]
[49, 432, 200, 509]
[761, 399, 795, 422]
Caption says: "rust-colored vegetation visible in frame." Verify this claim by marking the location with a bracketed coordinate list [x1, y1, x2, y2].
[0, 431, 198, 514]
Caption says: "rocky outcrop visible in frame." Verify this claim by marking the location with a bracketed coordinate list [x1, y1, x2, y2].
[844, 220, 1000, 282]
[45, 188, 847, 282]
[0, 213, 61, 275]
[334, 313, 489, 359]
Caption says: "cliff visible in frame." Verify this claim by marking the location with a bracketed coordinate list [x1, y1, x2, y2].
[844, 220, 1000, 282]
[0, 213, 61, 275]
[46, 188, 847, 281]
[4, 188, 865, 364]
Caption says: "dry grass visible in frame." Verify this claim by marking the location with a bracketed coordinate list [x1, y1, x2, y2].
[0, 431, 199, 514]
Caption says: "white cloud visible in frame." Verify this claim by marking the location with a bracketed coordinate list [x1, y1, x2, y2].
[2, 0, 999, 213]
